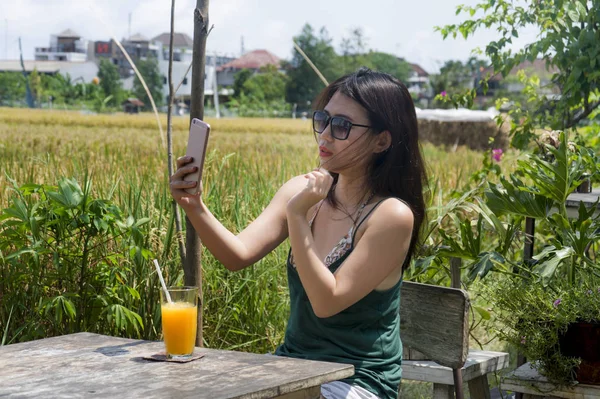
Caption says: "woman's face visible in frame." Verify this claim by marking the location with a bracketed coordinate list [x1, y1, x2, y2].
[317, 92, 375, 173]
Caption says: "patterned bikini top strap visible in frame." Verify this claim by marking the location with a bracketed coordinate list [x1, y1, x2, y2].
[353, 191, 376, 226]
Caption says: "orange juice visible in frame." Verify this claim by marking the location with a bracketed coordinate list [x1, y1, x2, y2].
[161, 301, 197, 356]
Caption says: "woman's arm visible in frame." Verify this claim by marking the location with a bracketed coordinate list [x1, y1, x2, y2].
[171, 156, 307, 271]
[286, 171, 413, 318]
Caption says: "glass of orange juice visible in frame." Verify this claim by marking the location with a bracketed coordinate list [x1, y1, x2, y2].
[160, 286, 198, 360]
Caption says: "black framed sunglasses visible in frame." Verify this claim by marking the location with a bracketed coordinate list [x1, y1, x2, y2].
[312, 110, 373, 140]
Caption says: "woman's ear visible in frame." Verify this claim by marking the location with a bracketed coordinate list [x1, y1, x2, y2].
[373, 130, 392, 154]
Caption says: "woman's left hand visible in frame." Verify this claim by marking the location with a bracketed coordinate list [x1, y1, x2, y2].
[287, 169, 334, 217]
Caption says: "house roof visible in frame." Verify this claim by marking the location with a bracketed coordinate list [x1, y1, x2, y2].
[410, 63, 429, 77]
[123, 98, 145, 106]
[511, 58, 557, 77]
[152, 32, 194, 48]
[57, 29, 81, 39]
[128, 33, 149, 42]
[482, 58, 558, 81]
[217, 49, 281, 71]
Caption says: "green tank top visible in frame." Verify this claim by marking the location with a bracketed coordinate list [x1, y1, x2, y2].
[274, 199, 403, 399]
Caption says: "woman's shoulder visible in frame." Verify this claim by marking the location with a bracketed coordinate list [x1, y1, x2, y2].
[364, 197, 414, 231]
[277, 174, 308, 198]
[269, 175, 310, 210]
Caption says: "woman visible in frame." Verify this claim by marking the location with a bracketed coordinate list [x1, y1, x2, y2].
[170, 67, 427, 399]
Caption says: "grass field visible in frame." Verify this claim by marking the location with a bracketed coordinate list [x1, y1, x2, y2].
[1, 107, 496, 397]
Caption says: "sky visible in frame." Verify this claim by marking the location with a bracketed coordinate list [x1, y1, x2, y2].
[0, 0, 539, 74]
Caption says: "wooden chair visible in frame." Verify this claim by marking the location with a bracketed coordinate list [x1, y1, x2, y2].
[399, 281, 510, 399]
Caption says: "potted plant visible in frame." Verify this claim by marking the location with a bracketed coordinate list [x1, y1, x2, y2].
[480, 131, 600, 387]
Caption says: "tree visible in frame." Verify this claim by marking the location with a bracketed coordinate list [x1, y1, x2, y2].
[339, 27, 369, 75]
[0, 72, 26, 105]
[97, 59, 122, 106]
[286, 24, 339, 109]
[229, 65, 290, 117]
[242, 65, 287, 102]
[232, 68, 253, 99]
[438, 0, 600, 149]
[133, 56, 164, 109]
[364, 52, 412, 82]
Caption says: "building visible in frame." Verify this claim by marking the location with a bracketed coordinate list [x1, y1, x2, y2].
[216, 49, 282, 87]
[122, 98, 144, 113]
[0, 28, 98, 84]
[406, 62, 433, 107]
[92, 32, 234, 106]
[34, 29, 89, 62]
[0, 29, 100, 86]
[91, 33, 160, 78]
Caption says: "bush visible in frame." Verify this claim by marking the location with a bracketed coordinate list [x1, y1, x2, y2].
[0, 176, 156, 343]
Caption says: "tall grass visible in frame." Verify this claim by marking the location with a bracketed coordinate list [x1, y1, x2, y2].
[0, 108, 486, 354]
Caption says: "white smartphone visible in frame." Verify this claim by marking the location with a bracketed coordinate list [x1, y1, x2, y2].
[184, 118, 211, 195]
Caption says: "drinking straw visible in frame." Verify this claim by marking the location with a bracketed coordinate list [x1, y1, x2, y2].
[153, 259, 172, 303]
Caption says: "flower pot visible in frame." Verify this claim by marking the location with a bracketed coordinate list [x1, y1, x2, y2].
[559, 321, 600, 385]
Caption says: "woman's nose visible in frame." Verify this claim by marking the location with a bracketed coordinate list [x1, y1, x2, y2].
[320, 122, 334, 142]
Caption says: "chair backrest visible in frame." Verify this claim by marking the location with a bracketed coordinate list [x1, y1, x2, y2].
[400, 281, 470, 369]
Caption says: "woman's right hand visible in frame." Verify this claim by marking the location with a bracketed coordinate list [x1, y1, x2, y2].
[169, 156, 203, 209]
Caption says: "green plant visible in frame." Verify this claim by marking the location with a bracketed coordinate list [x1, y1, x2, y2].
[489, 277, 600, 387]
[0, 175, 151, 342]
[485, 131, 600, 285]
[471, 131, 600, 386]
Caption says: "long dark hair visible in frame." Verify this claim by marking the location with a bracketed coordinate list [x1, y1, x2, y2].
[314, 67, 428, 270]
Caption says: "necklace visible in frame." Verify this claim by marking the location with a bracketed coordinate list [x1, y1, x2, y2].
[333, 190, 376, 224]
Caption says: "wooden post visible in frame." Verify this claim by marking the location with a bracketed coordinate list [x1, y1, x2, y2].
[450, 257, 461, 289]
[187, 0, 210, 347]
[515, 217, 535, 399]
[523, 217, 535, 261]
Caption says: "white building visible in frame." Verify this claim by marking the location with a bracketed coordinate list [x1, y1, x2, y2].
[407, 63, 432, 99]
[34, 29, 89, 62]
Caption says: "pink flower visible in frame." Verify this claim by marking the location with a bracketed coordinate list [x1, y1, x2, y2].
[521, 336, 526, 345]
[553, 298, 562, 308]
[492, 148, 503, 162]
[440, 91, 447, 97]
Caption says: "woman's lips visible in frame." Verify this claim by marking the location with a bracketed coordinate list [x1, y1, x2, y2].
[319, 146, 332, 157]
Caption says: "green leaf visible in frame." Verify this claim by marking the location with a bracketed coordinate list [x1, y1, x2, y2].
[474, 306, 491, 320]
[62, 298, 77, 320]
[567, 8, 579, 22]
[576, 2, 588, 21]
[468, 251, 504, 281]
[4, 198, 29, 222]
[5, 248, 38, 261]
[413, 255, 435, 274]
[485, 179, 554, 219]
[533, 247, 575, 286]
[2, 306, 14, 346]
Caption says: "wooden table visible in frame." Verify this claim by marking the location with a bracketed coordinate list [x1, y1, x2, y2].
[0, 332, 354, 398]
[501, 363, 600, 399]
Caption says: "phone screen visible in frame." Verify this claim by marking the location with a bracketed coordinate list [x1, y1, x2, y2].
[184, 118, 211, 194]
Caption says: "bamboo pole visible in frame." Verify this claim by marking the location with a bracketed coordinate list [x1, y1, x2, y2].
[186, 0, 210, 347]
[166, 0, 187, 266]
